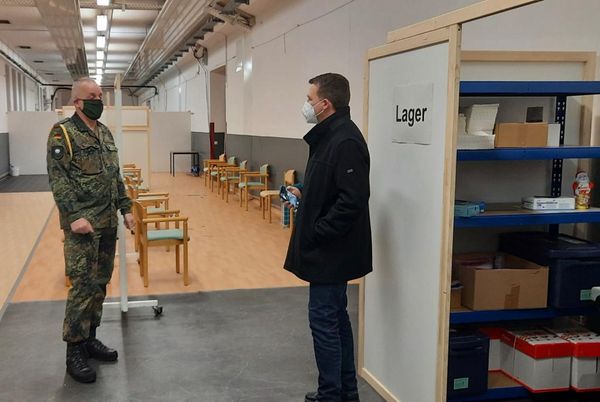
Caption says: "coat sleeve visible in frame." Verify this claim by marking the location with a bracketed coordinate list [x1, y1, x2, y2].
[116, 167, 132, 215]
[46, 125, 83, 224]
[313, 139, 370, 243]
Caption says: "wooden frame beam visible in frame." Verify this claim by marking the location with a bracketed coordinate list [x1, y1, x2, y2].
[387, 0, 541, 43]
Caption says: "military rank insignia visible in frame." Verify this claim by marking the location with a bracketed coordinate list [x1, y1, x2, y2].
[51, 145, 65, 160]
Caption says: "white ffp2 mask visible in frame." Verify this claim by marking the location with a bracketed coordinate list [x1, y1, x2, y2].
[301, 99, 324, 124]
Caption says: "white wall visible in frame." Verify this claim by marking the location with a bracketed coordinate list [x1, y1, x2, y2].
[139, 0, 600, 141]
[0, 59, 7, 132]
[150, 112, 192, 172]
[7, 111, 58, 175]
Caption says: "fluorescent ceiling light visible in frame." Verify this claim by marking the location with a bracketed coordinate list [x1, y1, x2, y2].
[96, 60, 104, 68]
[97, 0, 110, 6]
[96, 50, 105, 60]
[96, 36, 106, 48]
[97, 15, 108, 31]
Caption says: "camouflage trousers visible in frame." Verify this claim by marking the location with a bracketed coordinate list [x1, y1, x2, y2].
[63, 227, 117, 343]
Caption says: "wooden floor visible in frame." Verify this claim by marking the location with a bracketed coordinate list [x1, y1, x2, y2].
[0, 192, 55, 308]
[11, 173, 305, 303]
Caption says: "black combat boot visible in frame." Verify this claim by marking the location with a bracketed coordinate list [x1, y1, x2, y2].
[66, 342, 96, 383]
[304, 391, 360, 402]
[85, 326, 118, 362]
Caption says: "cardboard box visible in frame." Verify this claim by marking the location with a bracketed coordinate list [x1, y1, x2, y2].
[547, 326, 600, 392]
[451, 287, 463, 310]
[501, 329, 572, 393]
[479, 327, 504, 371]
[495, 123, 548, 148]
[454, 253, 549, 310]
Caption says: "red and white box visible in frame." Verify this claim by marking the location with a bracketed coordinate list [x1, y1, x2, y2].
[479, 327, 504, 371]
[549, 327, 600, 392]
[500, 329, 572, 393]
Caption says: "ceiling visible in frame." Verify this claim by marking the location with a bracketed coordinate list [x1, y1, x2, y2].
[0, 0, 254, 87]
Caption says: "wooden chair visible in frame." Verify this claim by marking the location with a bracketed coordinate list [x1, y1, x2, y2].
[132, 201, 190, 287]
[260, 169, 296, 223]
[123, 167, 143, 185]
[203, 153, 226, 186]
[210, 156, 237, 192]
[127, 184, 171, 251]
[220, 160, 248, 202]
[239, 163, 269, 211]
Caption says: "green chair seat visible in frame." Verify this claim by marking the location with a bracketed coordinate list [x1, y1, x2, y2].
[147, 229, 183, 241]
[138, 196, 164, 202]
[221, 175, 240, 182]
[147, 207, 165, 214]
[210, 171, 219, 176]
[239, 182, 264, 188]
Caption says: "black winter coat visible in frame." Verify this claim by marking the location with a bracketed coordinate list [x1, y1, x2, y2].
[284, 106, 372, 284]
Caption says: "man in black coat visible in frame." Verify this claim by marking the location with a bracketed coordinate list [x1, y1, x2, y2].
[284, 73, 372, 402]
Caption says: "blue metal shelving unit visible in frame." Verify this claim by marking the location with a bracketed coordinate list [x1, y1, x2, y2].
[450, 306, 596, 325]
[460, 80, 600, 96]
[450, 81, 600, 401]
[448, 386, 530, 402]
[454, 208, 600, 228]
[457, 146, 600, 161]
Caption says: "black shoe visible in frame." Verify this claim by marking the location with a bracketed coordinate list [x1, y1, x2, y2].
[66, 343, 96, 383]
[304, 391, 360, 402]
[86, 338, 118, 362]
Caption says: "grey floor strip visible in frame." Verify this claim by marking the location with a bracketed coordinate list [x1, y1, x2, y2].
[0, 174, 51, 193]
[0, 286, 384, 402]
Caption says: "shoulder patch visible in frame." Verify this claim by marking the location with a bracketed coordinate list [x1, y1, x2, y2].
[51, 145, 65, 160]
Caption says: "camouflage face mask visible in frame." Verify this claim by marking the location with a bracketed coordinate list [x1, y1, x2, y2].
[82, 99, 104, 120]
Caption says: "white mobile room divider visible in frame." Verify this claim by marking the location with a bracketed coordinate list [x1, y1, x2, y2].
[102, 74, 161, 315]
[359, 1, 542, 401]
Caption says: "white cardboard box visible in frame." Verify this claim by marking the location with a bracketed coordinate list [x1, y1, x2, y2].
[465, 104, 499, 134]
[548, 123, 561, 147]
[457, 134, 495, 150]
[522, 196, 575, 210]
[479, 327, 503, 371]
[500, 329, 572, 393]
[549, 328, 600, 392]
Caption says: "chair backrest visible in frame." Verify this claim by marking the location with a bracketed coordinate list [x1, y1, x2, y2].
[284, 169, 296, 186]
[132, 200, 146, 222]
[227, 156, 237, 165]
[259, 164, 269, 175]
[240, 160, 248, 170]
[218, 153, 226, 161]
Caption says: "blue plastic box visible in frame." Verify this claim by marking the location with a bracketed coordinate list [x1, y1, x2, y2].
[447, 329, 489, 399]
[499, 232, 600, 308]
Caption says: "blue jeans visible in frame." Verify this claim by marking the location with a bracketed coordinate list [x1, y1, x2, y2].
[309, 283, 358, 402]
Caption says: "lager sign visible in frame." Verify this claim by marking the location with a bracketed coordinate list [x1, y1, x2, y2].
[392, 83, 433, 145]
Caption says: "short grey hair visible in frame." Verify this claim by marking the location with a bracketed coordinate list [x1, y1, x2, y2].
[70, 78, 99, 104]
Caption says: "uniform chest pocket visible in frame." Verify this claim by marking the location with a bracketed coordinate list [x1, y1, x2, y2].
[74, 143, 103, 175]
[104, 143, 120, 170]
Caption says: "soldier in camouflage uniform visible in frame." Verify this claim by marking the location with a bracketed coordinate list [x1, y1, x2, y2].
[47, 78, 135, 383]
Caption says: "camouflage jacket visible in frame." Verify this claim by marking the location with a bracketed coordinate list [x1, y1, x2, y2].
[47, 113, 132, 230]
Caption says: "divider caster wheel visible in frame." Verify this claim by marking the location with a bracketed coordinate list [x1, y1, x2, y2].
[153, 306, 163, 317]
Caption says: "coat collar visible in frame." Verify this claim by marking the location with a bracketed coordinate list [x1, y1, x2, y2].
[71, 112, 104, 135]
[304, 106, 351, 146]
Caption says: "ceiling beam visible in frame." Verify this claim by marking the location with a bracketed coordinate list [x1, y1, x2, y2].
[0, 0, 164, 10]
[34, 0, 88, 79]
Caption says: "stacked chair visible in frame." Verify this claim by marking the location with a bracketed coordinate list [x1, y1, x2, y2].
[124, 163, 191, 287]
[239, 163, 270, 211]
